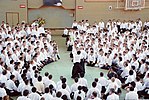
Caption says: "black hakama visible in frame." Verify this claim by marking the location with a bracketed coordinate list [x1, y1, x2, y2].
[71, 62, 84, 79]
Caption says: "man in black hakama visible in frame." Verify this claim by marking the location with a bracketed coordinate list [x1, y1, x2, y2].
[71, 51, 84, 79]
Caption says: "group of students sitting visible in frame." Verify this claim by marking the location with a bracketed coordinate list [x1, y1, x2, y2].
[0, 17, 148, 100]
[0, 20, 60, 99]
[2, 70, 120, 100]
[63, 18, 149, 99]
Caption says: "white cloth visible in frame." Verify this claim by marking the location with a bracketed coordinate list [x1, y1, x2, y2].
[17, 96, 31, 100]
[88, 54, 96, 63]
[42, 93, 53, 100]
[105, 82, 118, 94]
[0, 87, 7, 98]
[125, 91, 138, 100]
[71, 83, 80, 92]
[87, 87, 101, 98]
[107, 93, 119, 100]
[136, 81, 143, 91]
[6, 80, 18, 91]
[63, 29, 68, 35]
[125, 75, 135, 84]
[74, 90, 86, 100]
[34, 81, 44, 93]
[78, 78, 88, 87]
[73, 54, 81, 63]
[28, 92, 41, 100]
[0, 74, 7, 84]
[44, 79, 56, 89]
[58, 89, 70, 99]
[52, 97, 62, 100]
[98, 77, 108, 87]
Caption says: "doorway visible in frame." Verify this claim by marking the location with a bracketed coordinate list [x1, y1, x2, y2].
[6, 12, 19, 27]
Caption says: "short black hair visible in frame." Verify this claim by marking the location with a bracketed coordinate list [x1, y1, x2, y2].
[56, 91, 62, 98]
[24, 80, 29, 85]
[94, 78, 98, 82]
[147, 73, 149, 77]
[92, 91, 98, 97]
[136, 77, 140, 81]
[61, 78, 66, 83]
[37, 76, 42, 81]
[23, 90, 29, 96]
[119, 57, 122, 61]
[141, 59, 145, 63]
[76, 96, 82, 100]
[74, 77, 78, 83]
[131, 66, 135, 70]
[10, 75, 15, 80]
[130, 81, 136, 88]
[100, 72, 104, 77]
[0, 83, 5, 88]
[2, 70, 7, 75]
[32, 87, 37, 92]
[92, 82, 97, 88]
[45, 87, 49, 93]
[78, 86, 82, 90]
[110, 88, 115, 93]
[45, 72, 49, 76]
[49, 84, 54, 89]
[77, 51, 81, 55]
[62, 83, 66, 89]
[48, 74, 53, 79]
[61, 95, 68, 100]
[146, 62, 149, 65]
[129, 86, 134, 91]
[129, 70, 134, 75]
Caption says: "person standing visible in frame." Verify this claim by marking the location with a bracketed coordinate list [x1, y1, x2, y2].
[71, 51, 84, 79]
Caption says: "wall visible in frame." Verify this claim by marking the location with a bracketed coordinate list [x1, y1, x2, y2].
[1, 0, 148, 28]
[28, 0, 75, 9]
[0, 0, 27, 25]
[76, 0, 149, 23]
[62, 0, 75, 9]
[28, 6, 74, 28]
[27, 0, 75, 28]
[28, 0, 43, 8]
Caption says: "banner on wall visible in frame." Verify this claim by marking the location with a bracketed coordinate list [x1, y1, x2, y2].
[85, 0, 121, 1]
[77, 6, 83, 9]
[20, 4, 26, 8]
[43, 0, 62, 6]
[125, 0, 145, 10]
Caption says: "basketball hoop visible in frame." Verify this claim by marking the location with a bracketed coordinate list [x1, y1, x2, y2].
[125, 0, 145, 10]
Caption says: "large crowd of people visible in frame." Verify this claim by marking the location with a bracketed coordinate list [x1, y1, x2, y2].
[0, 18, 148, 100]
[0, 20, 61, 100]
[64, 19, 149, 99]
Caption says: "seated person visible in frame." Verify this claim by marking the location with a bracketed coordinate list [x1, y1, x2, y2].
[87, 51, 96, 67]
[62, 27, 68, 37]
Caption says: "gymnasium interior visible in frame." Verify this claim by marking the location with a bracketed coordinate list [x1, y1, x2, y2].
[0, 0, 149, 100]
